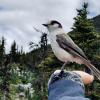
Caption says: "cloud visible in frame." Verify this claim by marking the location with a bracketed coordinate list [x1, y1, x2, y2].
[0, 0, 99, 53]
[88, 0, 100, 17]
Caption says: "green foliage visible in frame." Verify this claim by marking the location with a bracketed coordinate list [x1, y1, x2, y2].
[10, 40, 21, 63]
[10, 40, 17, 62]
[0, 37, 5, 65]
[38, 53, 61, 68]
[92, 15, 100, 32]
[71, 2, 100, 63]
[70, 2, 100, 99]
[72, 3, 95, 33]
[0, 2, 100, 99]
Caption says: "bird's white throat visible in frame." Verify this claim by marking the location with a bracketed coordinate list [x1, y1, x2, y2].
[48, 28, 65, 36]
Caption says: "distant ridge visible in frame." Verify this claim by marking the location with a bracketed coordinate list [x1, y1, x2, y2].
[92, 15, 100, 32]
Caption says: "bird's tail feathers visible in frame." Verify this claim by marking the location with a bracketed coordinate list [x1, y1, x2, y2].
[84, 61, 100, 81]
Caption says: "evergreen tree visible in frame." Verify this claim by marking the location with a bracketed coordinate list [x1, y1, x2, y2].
[1, 56, 11, 100]
[0, 37, 11, 99]
[71, 2, 100, 63]
[70, 2, 100, 98]
[72, 3, 94, 33]
[10, 40, 17, 63]
[40, 33, 48, 59]
[0, 37, 5, 66]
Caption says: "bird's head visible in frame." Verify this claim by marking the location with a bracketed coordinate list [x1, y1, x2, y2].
[42, 20, 62, 32]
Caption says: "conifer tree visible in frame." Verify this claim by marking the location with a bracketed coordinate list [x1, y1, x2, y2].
[71, 2, 100, 62]
[0, 37, 11, 99]
[0, 37, 5, 66]
[71, 2, 100, 98]
[10, 40, 17, 63]
[40, 33, 48, 59]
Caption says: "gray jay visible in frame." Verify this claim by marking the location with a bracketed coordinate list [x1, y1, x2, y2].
[42, 20, 100, 80]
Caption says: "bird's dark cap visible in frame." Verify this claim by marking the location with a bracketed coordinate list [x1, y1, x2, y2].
[42, 20, 62, 28]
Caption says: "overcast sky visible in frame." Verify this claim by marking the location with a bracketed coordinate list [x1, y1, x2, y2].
[0, 0, 100, 53]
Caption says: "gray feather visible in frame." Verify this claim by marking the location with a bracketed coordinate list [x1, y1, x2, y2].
[56, 33, 88, 60]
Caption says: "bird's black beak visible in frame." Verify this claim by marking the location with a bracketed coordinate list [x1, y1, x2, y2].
[42, 24, 48, 27]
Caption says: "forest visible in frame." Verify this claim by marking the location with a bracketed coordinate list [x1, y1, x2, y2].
[0, 3, 100, 100]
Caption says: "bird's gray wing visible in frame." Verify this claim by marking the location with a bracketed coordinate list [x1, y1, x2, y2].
[56, 33, 88, 60]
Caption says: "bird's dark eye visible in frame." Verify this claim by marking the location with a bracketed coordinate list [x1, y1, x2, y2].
[51, 21, 55, 25]
[50, 20, 62, 28]
[50, 20, 60, 25]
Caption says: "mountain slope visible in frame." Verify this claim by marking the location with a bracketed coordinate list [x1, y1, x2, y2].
[92, 15, 100, 32]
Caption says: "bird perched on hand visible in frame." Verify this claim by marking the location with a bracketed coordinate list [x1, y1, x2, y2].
[42, 20, 100, 80]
